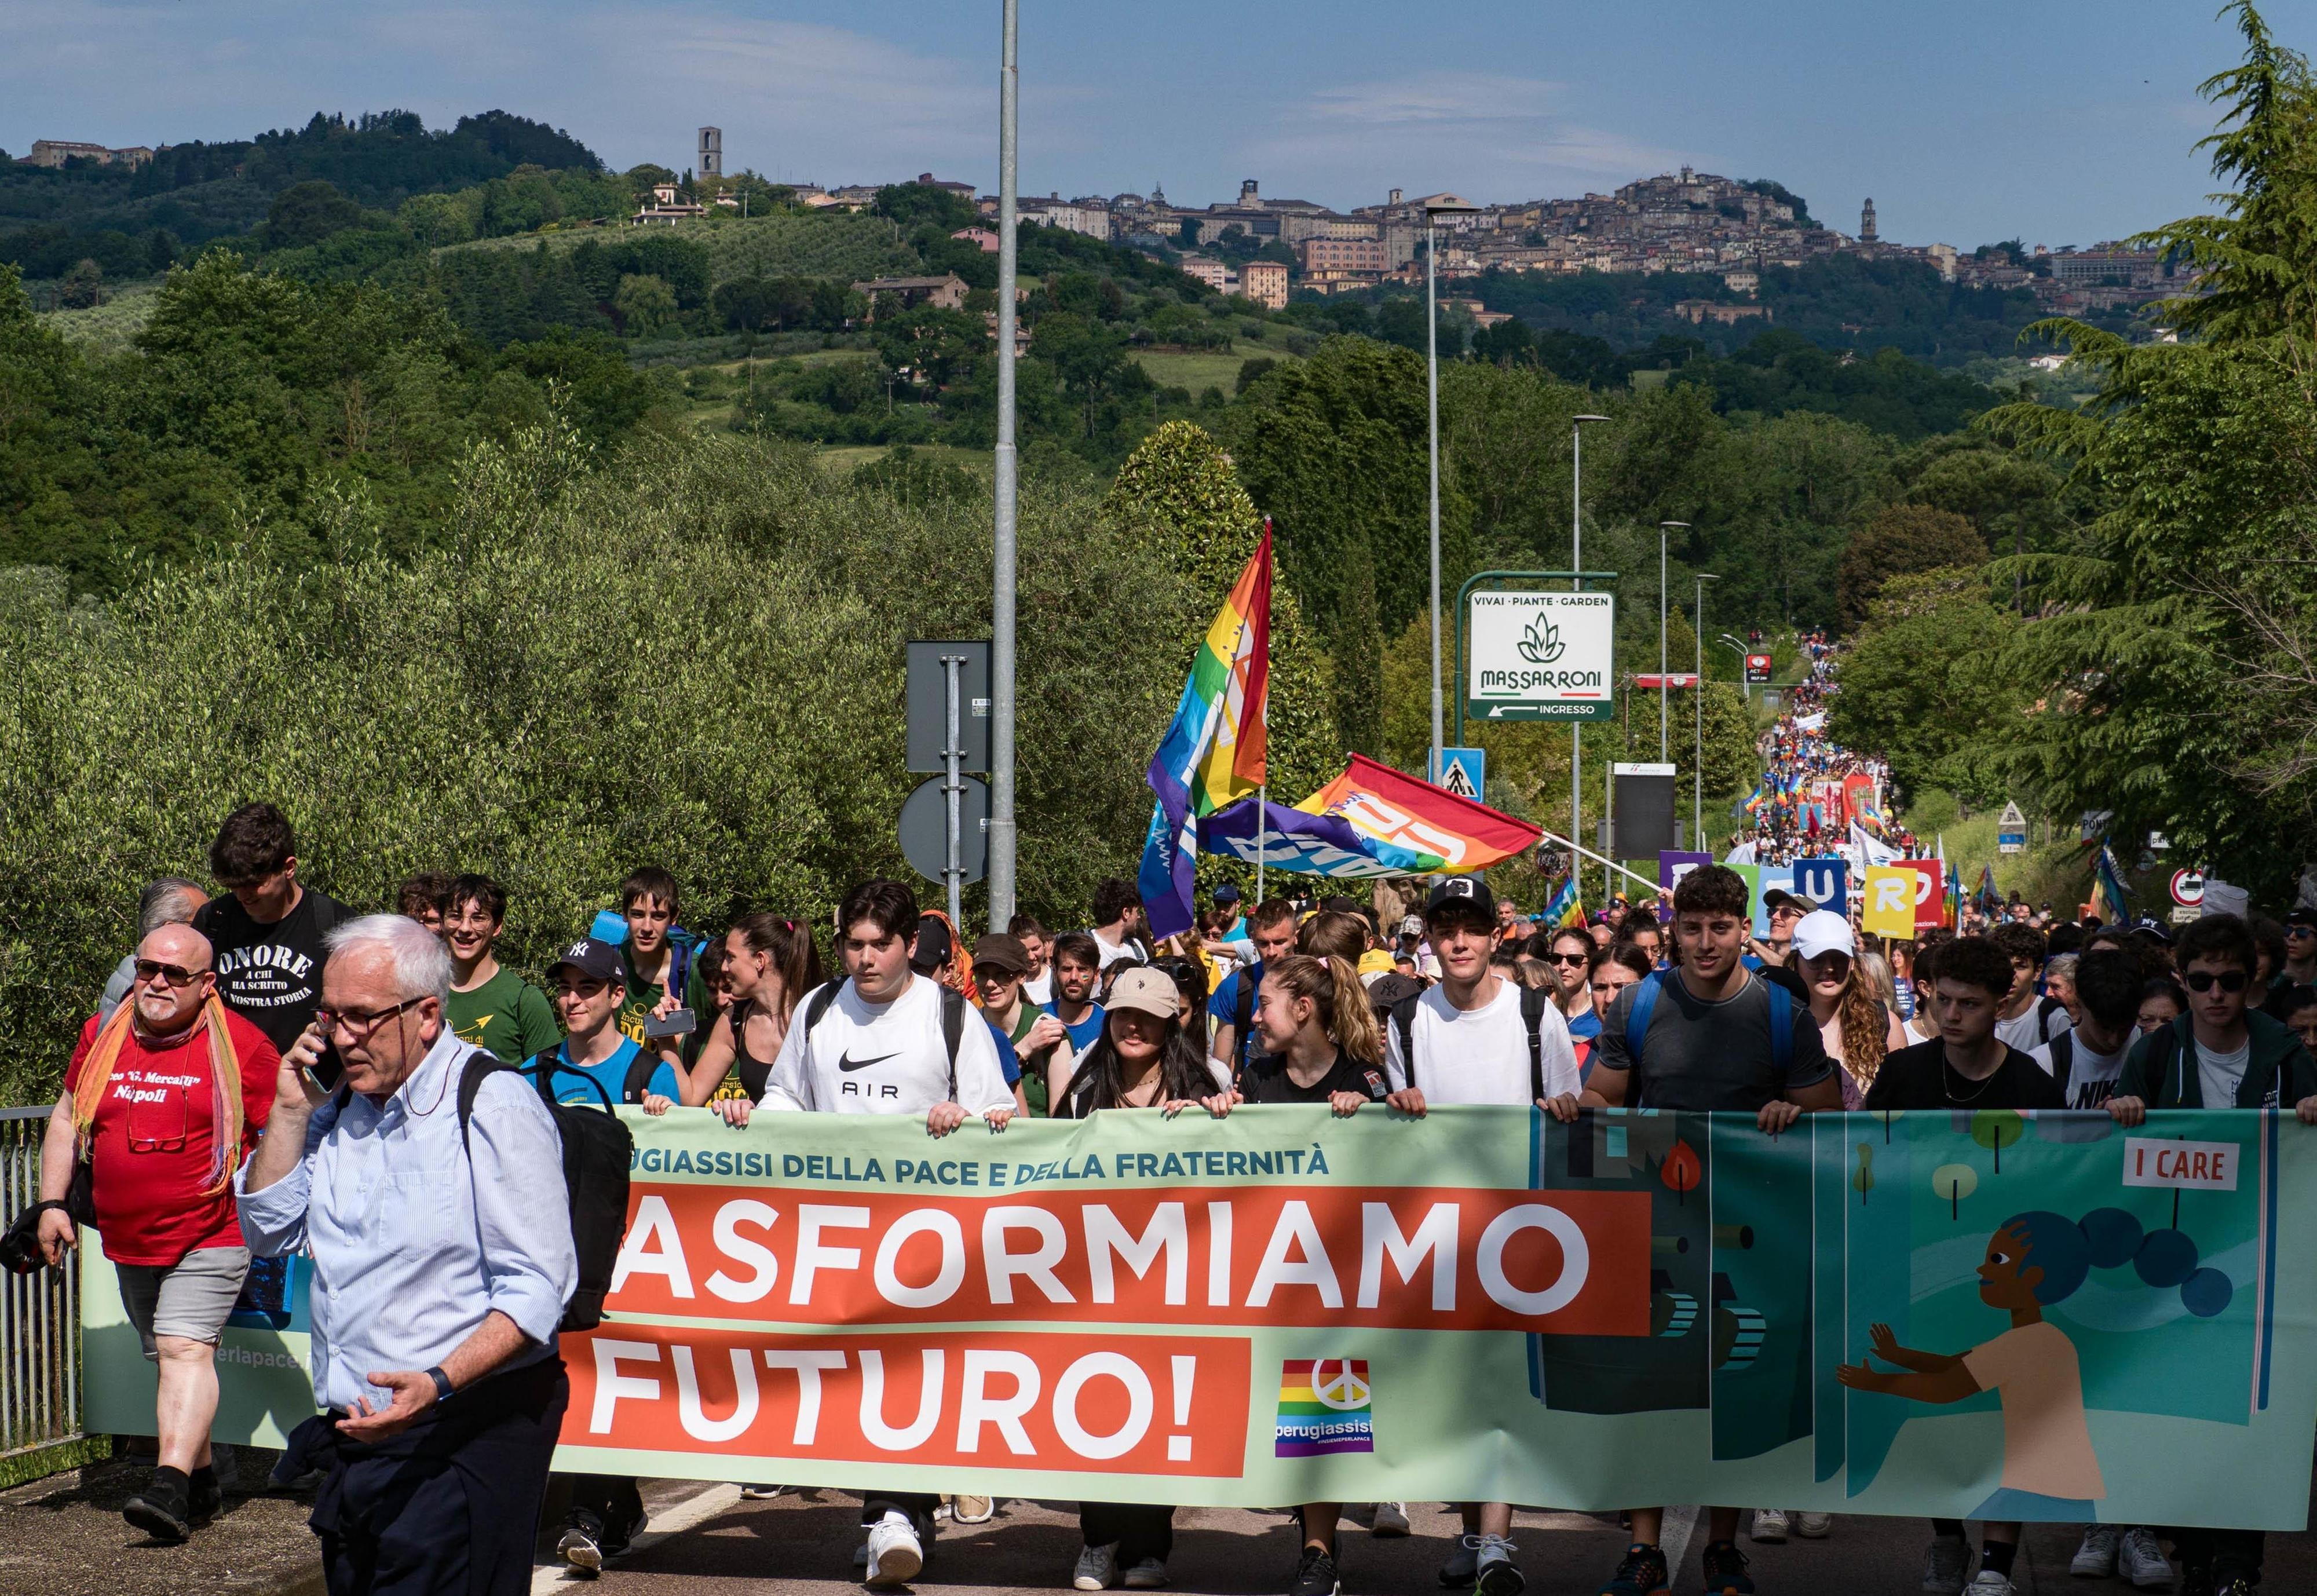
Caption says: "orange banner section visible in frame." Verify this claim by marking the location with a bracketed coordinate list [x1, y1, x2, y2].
[567, 1327, 1253, 1477]
[605, 1183, 1650, 1336]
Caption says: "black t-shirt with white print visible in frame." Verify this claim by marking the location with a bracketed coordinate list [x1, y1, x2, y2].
[191, 887, 356, 1053]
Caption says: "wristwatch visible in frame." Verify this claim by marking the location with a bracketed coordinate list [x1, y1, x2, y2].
[426, 1366, 454, 1404]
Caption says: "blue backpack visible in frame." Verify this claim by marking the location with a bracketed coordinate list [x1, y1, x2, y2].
[1622, 970, 1795, 1097]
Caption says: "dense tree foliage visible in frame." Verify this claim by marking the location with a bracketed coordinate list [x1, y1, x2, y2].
[1835, 504, 1989, 628]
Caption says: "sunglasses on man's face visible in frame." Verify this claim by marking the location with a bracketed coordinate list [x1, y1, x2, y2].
[133, 959, 209, 988]
[2183, 969, 2249, 994]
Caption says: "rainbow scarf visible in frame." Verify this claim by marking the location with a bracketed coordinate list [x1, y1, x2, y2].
[1138, 526, 1273, 940]
[71, 995, 246, 1196]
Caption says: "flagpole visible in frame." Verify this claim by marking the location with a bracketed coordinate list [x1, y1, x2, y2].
[1256, 784, 1267, 904]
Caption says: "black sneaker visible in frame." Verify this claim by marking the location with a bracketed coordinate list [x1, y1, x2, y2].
[1291, 1546, 1342, 1596]
[187, 1467, 223, 1527]
[123, 1466, 193, 1544]
[2211, 1577, 2260, 1596]
[1600, 1543, 1671, 1596]
[1700, 1542, 1755, 1596]
[559, 1507, 610, 1576]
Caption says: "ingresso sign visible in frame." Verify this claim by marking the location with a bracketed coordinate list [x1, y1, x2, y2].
[1465, 590, 1616, 722]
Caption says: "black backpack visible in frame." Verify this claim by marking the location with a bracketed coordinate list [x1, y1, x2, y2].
[800, 978, 967, 1098]
[1388, 984, 1559, 1100]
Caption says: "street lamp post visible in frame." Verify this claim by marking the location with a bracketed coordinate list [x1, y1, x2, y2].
[1423, 193, 1479, 786]
[1694, 573, 1720, 850]
[1570, 412, 1609, 901]
[1718, 634, 1749, 704]
[986, 0, 1020, 930]
[1657, 521, 1688, 763]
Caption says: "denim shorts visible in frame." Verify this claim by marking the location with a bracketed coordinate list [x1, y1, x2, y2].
[117, 1246, 251, 1358]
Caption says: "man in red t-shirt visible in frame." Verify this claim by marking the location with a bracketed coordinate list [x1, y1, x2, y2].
[36, 922, 279, 1544]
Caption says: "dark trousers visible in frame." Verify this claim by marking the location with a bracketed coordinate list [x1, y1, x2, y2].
[1080, 1502, 1176, 1564]
[2170, 1527, 2265, 1583]
[291, 1358, 568, 1596]
[567, 1473, 645, 1538]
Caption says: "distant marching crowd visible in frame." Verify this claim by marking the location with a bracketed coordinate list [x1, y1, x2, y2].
[16, 798, 2317, 1596]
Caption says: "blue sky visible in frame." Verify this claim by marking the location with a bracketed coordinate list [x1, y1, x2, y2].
[6, 1, 2312, 247]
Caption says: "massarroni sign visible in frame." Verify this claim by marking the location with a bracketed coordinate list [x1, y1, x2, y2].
[1467, 590, 1617, 722]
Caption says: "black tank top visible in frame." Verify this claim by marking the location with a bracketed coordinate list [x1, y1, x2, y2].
[729, 999, 780, 1101]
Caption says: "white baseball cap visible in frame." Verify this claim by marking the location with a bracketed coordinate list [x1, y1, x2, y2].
[1791, 909, 1856, 962]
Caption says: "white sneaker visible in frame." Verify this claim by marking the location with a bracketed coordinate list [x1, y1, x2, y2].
[866, 1511, 924, 1587]
[1923, 1535, 1970, 1596]
[1075, 1542, 1121, 1591]
[951, 1493, 996, 1525]
[1965, 1571, 2015, 1596]
[1123, 1557, 1168, 1589]
[1795, 1512, 1833, 1539]
[2073, 1527, 2119, 1578]
[1750, 1508, 1789, 1543]
[1372, 1502, 1411, 1537]
[2119, 1528, 2175, 1591]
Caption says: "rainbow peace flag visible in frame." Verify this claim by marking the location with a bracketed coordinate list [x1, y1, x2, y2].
[1138, 527, 1273, 940]
[1274, 1358, 1375, 1457]
[1545, 878, 1584, 929]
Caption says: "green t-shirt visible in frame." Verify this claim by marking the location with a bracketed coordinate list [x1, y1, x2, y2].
[617, 940, 712, 1051]
[445, 965, 562, 1066]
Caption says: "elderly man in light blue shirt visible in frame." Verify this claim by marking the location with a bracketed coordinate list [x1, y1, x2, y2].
[239, 913, 573, 1596]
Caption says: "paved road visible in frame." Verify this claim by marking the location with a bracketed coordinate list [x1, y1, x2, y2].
[531, 1485, 2317, 1596]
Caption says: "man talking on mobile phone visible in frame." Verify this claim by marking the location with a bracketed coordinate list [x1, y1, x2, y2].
[239, 914, 575, 1596]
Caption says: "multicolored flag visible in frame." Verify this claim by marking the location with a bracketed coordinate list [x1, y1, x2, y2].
[2094, 841, 2133, 925]
[1138, 527, 1273, 940]
[1198, 755, 1541, 878]
[1544, 878, 1583, 929]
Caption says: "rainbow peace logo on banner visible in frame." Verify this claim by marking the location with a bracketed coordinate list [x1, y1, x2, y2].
[1275, 1358, 1375, 1457]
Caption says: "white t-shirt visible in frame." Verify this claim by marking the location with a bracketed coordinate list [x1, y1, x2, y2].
[2197, 1037, 2253, 1109]
[1091, 927, 1150, 970]
[1382, 977, 1580, 1104]
[762, 974, 1013, 1115]
[1022, 969, 1054, 1007]
[2030, 1025, 2130, 1109]
[1994, 999, 2069, 1055]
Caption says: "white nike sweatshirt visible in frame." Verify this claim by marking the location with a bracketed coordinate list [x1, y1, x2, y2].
[760, 974, 1013, 1115]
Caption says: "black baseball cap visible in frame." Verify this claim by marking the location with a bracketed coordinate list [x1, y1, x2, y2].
[1424, 876, 1497, 923]
[1763, 886, 1818, 916]
[1212, 883, 1241, 905]
[547, 936, 626, 987]
[2284, 908, 2317, 932]
[911, 916, 954, 974]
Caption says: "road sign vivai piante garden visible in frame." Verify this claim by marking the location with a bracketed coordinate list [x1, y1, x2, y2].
[1466, 591, 1617, 722]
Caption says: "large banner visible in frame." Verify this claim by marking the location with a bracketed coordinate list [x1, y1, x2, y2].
[85, 1107, 2317, 1529]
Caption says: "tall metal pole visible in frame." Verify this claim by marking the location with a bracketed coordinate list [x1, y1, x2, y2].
[1695, 574, 1719, 852]
[1425, 217, 1443, 784]
[943, 653, 965, 929]
[986, 0, 1020, 933]
[1570, 414, 1608, 903]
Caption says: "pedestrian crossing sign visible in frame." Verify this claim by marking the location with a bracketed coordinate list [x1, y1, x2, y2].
[1434, 747, 1485, 802]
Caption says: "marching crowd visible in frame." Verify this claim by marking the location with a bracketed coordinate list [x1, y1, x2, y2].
[1736, 640, 1913, 868]
[16, 790, 2317, 1596]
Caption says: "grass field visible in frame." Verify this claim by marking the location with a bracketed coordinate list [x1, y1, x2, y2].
[1130, 346, 1299, 396]
[813, 443, 989, 474]
[438, 212, 917, 287]
[37, 284, 161, 354]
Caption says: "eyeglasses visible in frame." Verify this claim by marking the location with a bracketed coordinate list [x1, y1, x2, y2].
[317, 994, 428, 1038]
[2286, 926, 2316, 939]
[2183, 969, 2249, 994]
[1549, 951, 1590, 966]
[132, 959, 209, 989]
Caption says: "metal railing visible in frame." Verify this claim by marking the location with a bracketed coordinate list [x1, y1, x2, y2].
[0, 1105, 79, 1460]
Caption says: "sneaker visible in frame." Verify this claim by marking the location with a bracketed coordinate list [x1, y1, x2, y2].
[1748, 1510, 1788, 1544]
[122, 1466, 193, 1544]
[558, 1507, 609, 1575]
[2121, 1529, 2175, 1592]
[2177, 1569, 2214, 1596]
[2209, 1578, 2257, 1596]
[1441, 1535, 1482, 1588]
[1123, 1557, 1168, 1589]
[1600, 1543, 1672, 1596]
[1701, 1542, 1755, 1596]
[1076, 1543, 1122, 1591]
[1794, 1513, 1832, 1539]
[1291, 1546, 1341, 1596]
[1965, 1573, 2015, 1596]
[2074, 1528, 2120, 1578]
[1923, 1535, 1971, 1596]
[1476, 1533, 1525, 1596]
[1372, 1502, 1412, 1537]
[952, 1493, 996, 1525]
[867, 1510, 925, 1587]
[187, 1467, 224, 1528]
[739, 1482, 789, 1500]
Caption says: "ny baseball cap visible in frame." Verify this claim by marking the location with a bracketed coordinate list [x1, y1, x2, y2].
[1425, 876, 1497, 922]
[547, 937, 626, 987]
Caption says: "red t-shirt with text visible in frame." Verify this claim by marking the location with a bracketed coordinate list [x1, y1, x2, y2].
[64, 1008, 279, 1266]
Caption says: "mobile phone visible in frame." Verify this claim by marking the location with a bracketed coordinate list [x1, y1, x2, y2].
[644, 1008, 697, 1039]
[302, 1040, 346, 1094]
